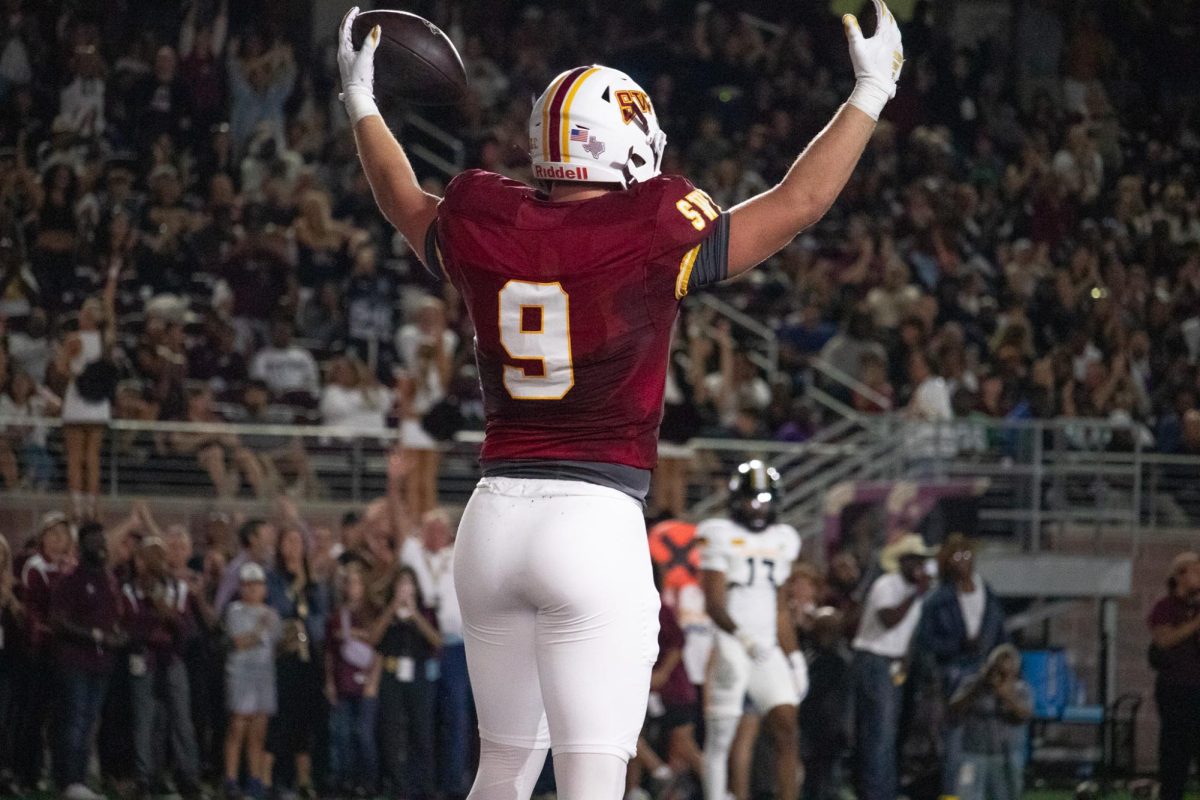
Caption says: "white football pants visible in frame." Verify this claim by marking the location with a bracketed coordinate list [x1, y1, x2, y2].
[454, 477, 660, 798]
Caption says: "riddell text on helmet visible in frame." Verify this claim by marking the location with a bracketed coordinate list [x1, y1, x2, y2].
[533, 164, 591, 180]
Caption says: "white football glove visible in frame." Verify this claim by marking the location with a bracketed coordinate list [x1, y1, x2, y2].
[844, 0, 904, 121]
[736, 630, 767, 662]
[338, 6, 382, 124]
[788, 650, 810, 702]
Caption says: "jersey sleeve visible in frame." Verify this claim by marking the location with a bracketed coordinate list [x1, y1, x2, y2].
[426, 169, 511, 286]
[648, 175, 730, 301]
[782, 525, 803, 564]
[697, 519, 733, 573]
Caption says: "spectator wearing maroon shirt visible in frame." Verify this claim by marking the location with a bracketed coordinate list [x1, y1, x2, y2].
[0, 537, 23, 794]
[20, 511, 72, 653]
[626, 589, 704, 796]
[12, 511, 73, 790]
[651, 599, 704, 777]
[324, 563, 381, 796]
[122, 537, 203, 799]
[1148, 552, 1200, 800]
[50, 521, 127, 800]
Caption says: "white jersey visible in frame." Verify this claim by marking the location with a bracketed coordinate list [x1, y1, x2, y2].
[698, 518, 800, 646]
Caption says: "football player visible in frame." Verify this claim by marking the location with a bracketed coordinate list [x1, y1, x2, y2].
[337, 3, 903, 797]
[699, 461, 807, 800]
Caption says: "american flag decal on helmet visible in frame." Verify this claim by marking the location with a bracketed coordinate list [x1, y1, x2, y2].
[569, 127, 590, 142]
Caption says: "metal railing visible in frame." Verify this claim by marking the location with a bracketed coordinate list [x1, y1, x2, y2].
[809, 357, 894, 413]
[812, 416, 1160, 552]
[401, 111, 466, 180]
[692, 294, 780, 379]
[1, 415, 1195, 551]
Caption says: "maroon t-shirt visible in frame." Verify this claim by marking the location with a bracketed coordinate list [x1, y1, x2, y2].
[430, 170, 722, 470]
[657, 603, 697, 707]
[51, 566, 123, 674]
[1148, 594, 1200, 687]
[122, 577, 195, 670]
[20, 552, 65, 654]
[326, 607, 376, 698]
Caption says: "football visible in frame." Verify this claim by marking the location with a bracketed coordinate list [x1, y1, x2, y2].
[349, 9, 468, 107]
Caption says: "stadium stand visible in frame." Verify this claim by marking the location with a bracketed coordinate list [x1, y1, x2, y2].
[0, 0, 1198, 798]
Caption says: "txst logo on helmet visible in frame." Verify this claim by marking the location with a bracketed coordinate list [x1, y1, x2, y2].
[533, 164, 591, 181]
[615, 89, 651, 124]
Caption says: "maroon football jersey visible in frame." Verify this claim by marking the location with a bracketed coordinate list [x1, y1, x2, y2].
[428, 169, 723, 471]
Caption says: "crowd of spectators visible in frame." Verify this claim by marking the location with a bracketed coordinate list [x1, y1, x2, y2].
[1, 466, 1032, 800]
[0, 0, 1198, 515]
[0, 452, 475, 800]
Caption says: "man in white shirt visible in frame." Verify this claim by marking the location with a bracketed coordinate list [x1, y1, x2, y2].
[400, 508, 472, 796]
[249, 318, 320, 400]
[851, 533, 935, 800]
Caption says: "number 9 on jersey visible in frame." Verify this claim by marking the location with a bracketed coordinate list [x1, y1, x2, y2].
[499, 280, 575, 400]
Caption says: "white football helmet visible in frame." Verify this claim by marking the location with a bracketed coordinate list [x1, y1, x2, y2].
[529, 65, 666, 188]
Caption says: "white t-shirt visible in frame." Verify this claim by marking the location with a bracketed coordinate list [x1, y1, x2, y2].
[7, 332, 50, 384]
[396, 325, 458, 374]
[61, 330, 111, 423]
[908, 376, 955, 459]
[0, 395, 51, 447]
[319, 384, 389, 430]
[703, 372, 771, 428]
[250, 346, 320, 397]
[698, 518, 800, 647]
[910, 376, 952, 421]
[958, 577, 986, 641]
[400, 537, 462, 642]
[853, 572, 925, 659]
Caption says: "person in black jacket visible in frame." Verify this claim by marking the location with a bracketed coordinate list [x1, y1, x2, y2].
[370, 566, 441, 799]
[799, 608, 852, 800]
[917, 534, 1007, 797]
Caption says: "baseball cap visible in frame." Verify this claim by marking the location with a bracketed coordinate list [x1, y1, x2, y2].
[140, 536, 165, 552]
[39, 511, 69, 535]
[239, 562, 266, 584]
[1169, 552, 1199, 579]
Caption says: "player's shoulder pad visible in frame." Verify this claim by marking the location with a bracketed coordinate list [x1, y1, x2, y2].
[648, 173, 724, 260]
[695, 517, 736, 546]
[441, 169, 528, 215]
[769, 523, 802, 540]
[771, 523, 803, 554]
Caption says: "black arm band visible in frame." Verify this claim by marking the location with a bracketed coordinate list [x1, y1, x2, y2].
[423, 222, 446, 281]
[687, 211, 731, 294]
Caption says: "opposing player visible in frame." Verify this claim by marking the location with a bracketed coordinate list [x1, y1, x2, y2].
[337, 3, 903, 797]
[699, 461, 807, 800]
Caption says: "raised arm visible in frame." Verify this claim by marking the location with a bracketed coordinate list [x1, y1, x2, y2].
[338, 8, 440, 263]
[726, 0, 903, 275]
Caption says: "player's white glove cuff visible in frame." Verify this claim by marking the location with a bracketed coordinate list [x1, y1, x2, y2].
[847, 79, 892, 122]
[338, 8, 382, 125]
[843, 0, 903, 122]
[788, 650, 810, 701]
[341, 88, 380, 125]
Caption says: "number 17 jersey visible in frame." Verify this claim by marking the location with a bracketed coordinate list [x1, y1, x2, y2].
[426, 169, 727, 485]
[698, 518, 801, 646]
